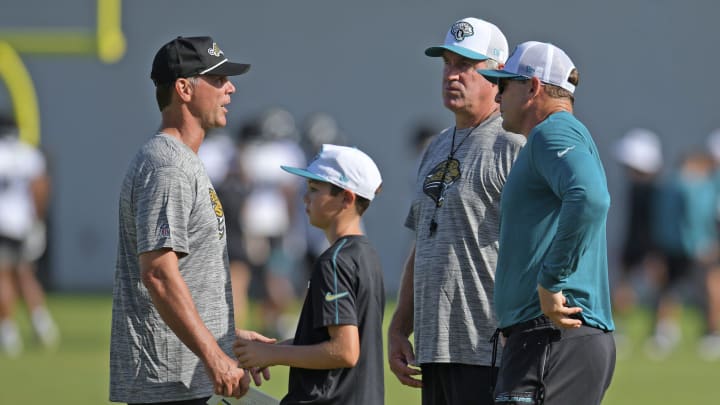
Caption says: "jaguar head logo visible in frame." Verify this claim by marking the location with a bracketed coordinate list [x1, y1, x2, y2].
[451, 22, 474, 42]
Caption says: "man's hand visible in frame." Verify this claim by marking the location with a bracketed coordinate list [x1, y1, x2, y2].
[205, 352, 250, 398]
[235, 329, 276, 385]
[387, 331, 422, 388]
[537, 285, 582, 329]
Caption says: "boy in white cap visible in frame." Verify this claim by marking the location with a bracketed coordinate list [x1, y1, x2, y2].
[234, 144, 386, 404]
[479, 41, 615, 404]
[388, 17, 525, 405]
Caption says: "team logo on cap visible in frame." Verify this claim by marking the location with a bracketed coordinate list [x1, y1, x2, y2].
[451, 22, 474, 42]
[207, 43, 224, 57]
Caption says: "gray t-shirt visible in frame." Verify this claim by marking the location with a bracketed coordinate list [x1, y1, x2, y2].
[110, 133, 235, 403]
[405, 114, 525, 365]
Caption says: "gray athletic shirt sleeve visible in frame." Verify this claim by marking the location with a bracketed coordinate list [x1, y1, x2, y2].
[405, 114, 525, 365]
[110, 133, 235, 403]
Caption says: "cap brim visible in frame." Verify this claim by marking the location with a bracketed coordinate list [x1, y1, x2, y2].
[206, 62, 251, 77]
[476, 69, 523, 84]
[281, 166, 327, 182]
[425, 45, 490, 61]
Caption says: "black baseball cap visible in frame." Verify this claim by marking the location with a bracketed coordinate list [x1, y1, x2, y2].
[151, 36, 250, 86]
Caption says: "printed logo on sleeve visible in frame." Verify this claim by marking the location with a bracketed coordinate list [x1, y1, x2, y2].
[324, 291, 349, 302]
[158, 223, 170, 238]
[557, 145, 576, 158]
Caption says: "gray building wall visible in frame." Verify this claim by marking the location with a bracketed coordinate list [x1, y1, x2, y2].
[1, 0, 718, 292]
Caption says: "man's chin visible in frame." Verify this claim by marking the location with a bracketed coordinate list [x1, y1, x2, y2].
[443, 100, 464, 112]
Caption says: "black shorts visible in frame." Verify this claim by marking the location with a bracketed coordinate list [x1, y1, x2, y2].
[494, 316, 615, 405]
[421, 363, 498, 405]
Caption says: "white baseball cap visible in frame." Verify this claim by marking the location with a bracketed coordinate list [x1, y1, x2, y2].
[614, 128, 663, 174]
[478, 41, 577, 93]
[281, 144, 382, 201]
[425, 17, 508, 63]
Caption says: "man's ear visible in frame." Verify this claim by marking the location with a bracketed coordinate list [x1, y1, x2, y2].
[529, 77, 543, 96]
[175, 78, 194, 102]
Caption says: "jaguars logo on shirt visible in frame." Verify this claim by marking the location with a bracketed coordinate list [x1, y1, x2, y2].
[423, 158, 461, 206]
[209, 188, 225, 239]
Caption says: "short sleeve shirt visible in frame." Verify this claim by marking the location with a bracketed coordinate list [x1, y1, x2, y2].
[283, 235, 385, 405]
[110, 133, 235, 403]
[406, 114, 525, 365]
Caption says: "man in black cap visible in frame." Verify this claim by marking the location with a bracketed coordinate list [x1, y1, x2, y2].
[110, 36, 273, 405]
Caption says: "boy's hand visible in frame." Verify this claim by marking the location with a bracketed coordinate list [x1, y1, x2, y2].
[235, 329, 277, 344]
[234, 338, 276, 369]
[234, 329, 276, 385]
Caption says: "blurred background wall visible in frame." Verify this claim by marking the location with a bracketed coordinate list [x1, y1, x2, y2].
[1, 0, 718, 292]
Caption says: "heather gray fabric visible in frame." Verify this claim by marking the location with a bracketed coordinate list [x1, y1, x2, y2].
[110, 133, 235, 403]
[405, 114, 525, 366]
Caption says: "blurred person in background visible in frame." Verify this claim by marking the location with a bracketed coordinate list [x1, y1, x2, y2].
[238, 107, 306, 339]
[695, 129, 720, 360]
[388, 17, 525, 405]
[299, 112, 347, 161]
[647, 150, 718, 359]
[611, 129, 665, 351]
[0, 114, 59, 357]
[409, 121, 440, 162]
[406, 121, 441, 187]
[199, 127, 253, 328]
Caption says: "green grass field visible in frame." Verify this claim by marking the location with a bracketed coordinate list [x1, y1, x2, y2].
[1, 294, 719, 404]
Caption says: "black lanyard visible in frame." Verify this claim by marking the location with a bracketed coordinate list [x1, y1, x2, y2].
[428, 125, 474, 236]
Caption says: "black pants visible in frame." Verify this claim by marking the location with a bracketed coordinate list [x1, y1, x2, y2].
[494, 317, 615, 404]
[422, 363, 498, 405]
[129, 397, 211, 405]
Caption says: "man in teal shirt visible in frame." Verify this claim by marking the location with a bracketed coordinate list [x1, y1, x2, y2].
[479, 41, 615, 404]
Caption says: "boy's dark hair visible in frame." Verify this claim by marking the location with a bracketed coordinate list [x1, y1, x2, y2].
[330, 184, 372, 215]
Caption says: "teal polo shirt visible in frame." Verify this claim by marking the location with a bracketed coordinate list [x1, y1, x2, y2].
[495, 111, 615, 331]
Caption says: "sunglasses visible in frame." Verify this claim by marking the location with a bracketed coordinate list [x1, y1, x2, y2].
[497, 77, 529, 94]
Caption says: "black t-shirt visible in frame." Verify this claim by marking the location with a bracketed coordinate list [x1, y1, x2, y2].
[282, 235, 385, 405]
